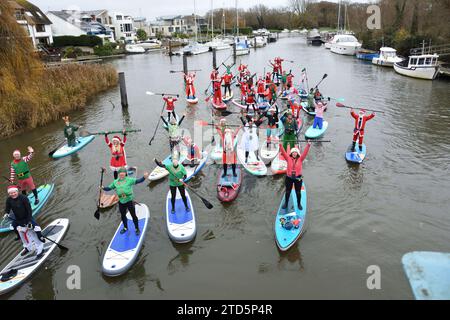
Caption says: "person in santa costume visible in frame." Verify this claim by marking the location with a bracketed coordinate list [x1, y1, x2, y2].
[163, 95, 178, 122]
[4, 185, 45, 257]
[269, 59, 281, 82]
[217, 127, 241, 177]
[184, 72, 196, 99]
[256, 76, 266, 101]
[245, 86, 257, 115]
[212, 77, 223, 105]
[9, 146, 39, 205]
[222, 72, 233, 97]
[350, 108, 375, 152]
[182, 136, 201, 165]
[238, 79, 249, 104]
[289, 98, 302, 119]
[105, 130, 128, 179]
[240, 116, 263, 162]
[237, 63, 248, 83]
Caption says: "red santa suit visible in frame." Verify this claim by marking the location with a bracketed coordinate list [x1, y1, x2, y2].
[163, 96, 177, 112]
[351, 110, 375, 146]
[184, 73, 196, 98]
[182, 137, 201, 161]
[219, 128, 240, 165]
[105, 134, 127, 171]
[213, 79, 223, 104]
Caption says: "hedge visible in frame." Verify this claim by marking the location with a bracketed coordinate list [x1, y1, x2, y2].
[53, 35, 102, 48]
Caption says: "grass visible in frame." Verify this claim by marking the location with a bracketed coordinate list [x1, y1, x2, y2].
[0, 1, 118, 138]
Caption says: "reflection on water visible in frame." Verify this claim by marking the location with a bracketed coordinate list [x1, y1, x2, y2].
[1, 37, 449, 299]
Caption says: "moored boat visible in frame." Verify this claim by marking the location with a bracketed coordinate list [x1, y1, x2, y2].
[372, 47, 403, 67]
[394, 53, 440, 80]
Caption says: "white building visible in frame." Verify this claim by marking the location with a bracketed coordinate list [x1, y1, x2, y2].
[9, 0, 53, 48]
[110, 12, 136, 42]
[46, 10, 115, 43]
[149, 15, 186, 37]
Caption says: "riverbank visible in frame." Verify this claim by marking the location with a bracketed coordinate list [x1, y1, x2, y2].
[0, 63, 118, 139]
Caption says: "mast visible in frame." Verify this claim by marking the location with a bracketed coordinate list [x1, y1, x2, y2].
[211, 0, 214, 39]
[236, 0, 239, 36]
[222, 7, 225, 37]
[337, 0, 341, 32]
[194, 0, 198, 42]
[344, 3, 347, 32]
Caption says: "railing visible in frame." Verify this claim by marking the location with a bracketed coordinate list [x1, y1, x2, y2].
[410, 43, 450, 57]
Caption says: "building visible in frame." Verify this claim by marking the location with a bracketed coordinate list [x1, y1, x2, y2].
[133, 17, 151, 38]
[8, 0, 53, 48]
[46, 10, 115, 43]
[183, 14, 207, 35]
[110, 12, 136, 42]
[148, 15, 186, 37]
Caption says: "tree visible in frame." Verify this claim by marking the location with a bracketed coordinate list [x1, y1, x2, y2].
[136, 29, 148, 41]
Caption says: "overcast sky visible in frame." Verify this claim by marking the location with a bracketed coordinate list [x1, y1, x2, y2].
[30, 0, 371, 21]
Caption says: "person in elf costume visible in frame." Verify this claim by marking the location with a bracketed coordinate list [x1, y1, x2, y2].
[9, 146, 39, 205]
[105, 130, 128, 179]
[63, 116, 81, 147]
[102, 168, 149, 235]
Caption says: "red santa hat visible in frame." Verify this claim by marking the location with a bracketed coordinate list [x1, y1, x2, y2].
[112, 136, 121, 143]
[7, 185, 19, 193]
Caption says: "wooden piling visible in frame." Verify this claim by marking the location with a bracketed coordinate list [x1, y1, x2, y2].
[212, 48, 217, 69]
[183, 54, 188, 74]
[233, 43, 237, 64]
[254, 37, 257, 50]
[118, 72, 128, 108]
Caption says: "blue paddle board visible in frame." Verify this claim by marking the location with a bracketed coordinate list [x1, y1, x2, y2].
[275, 184, 307, 251]
[166, 188, 196, 243]
[0, 184, 55, 233]
[52, 135, 95, 158]
[305, 121, 328, 139]
[102, 203, 150, 276]
[402, 251, 450, 300]
[345, 144, 366, 164]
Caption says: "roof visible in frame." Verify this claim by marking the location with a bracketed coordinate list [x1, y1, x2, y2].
[83, 10, 107, 16]
[157, 15, 183, 21]
[9, 0, 52, 25]
[48, 10, 112, 33]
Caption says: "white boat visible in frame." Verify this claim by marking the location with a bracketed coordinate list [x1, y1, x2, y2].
[135, 39, 162, 50]
[372, 47, 403, 67]
[249, 36, 266, 48]
[253, 28, 270, 37]
[235, 36, 250, 56]
[394, 53, 440, 80]
[182, 42, 210, 55]
[125, 44, 146, 54]
[205, 37, 231, 51]
[330, 34, 362, 56]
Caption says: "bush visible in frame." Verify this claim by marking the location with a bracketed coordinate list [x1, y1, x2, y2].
[63, 47, 83, 59]
[53, 35, 102, 48]
[93, 43, 116, 56]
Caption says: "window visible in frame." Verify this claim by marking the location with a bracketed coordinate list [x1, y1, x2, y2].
[425, 58, 432, 65]
[418, 58, 425, 65]
[25, 12, 33, 17]
[35, 24, 45, 32]
[410, 58, 417, 65]
[116, 15, 122, 20]
[169, 27, 174, 32]
[97, 18, 101, 23]
[124, 24, 132, 32]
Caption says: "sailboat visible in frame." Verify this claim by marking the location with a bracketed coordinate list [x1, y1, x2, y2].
[329, 2, 361, 56]
[234, 0, 250, 56]
[182, 0, 209, 55]
[204, 1, 231, 51]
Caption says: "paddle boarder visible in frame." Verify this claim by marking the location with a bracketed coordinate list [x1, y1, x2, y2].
[105, 130, 128, 180]
[265, 106, 280, 148]
[312, 101, 327, 130]
[279, 142, 312, 211]
[212, 77, 223, 105]
[240, 116, 262, 162]
[161, 111, 186, 157]
[239, 79, 249, 104]
[350, 108, 375, 152]
[222, 72, 233, 98]
[4, 185, 45, 257]
[184, 72, 196, 99]
[237, 63, 248, 83]
[154, 158, 189, 213]
[217, 127, 241, 177]
[9, 147, 39, 205]
[163, 95, 178, 122]
[182, 136, 201, 165]
[280, 111, 299, 150]
[63, 116, 81, 148]
[306, 88, 315, 112]
[102, 168, 150, 235]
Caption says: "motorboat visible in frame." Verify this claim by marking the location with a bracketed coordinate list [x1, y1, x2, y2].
[394, 53, 440, 80]
[235, 36, 250, 56]
[135, 39, 162, 50]
[249, 36, 266, 48]
[372, 47, 403, 67]
[125, 44, 145, 54]
[356, 49, 379, 61]
[330, 34, 362, 55]
[205, 37, 231, 51]
[306, 29, 323, 46]
[181, 42, 210, 56]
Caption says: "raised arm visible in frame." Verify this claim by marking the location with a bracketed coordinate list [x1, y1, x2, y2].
[279, 143, 288, 159]
[300, 143, 311, 161]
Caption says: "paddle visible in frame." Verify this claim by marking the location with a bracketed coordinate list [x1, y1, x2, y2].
[336, 102, 385, 114]
[6, 216, 68, 251]
[163, 164, 214, 210]
[170, 69, 201, 73]
[94, 168, 105, 220]
[327, 97, 345, 103]
[149, 102, 167, 145]
[2, 176, 12, 183]
[284, 140, 332, 143]
[314, 73, 328, 90]
[48, 140, 67, 158]
[80, 129, 141, 137]
[196, 120, 240, 127]
[146, 91, 179, 97]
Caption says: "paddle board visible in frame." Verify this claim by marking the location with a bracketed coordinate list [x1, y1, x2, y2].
[0, 218, 69, 295]
[52, 136, 95, 159]
[102, 203, 150, 276]
[345, 144, 367, 164]
[217, 166, 242, 202]
[402, 251, 450, 300]
[305, 121, 328, 139]
[271, 152, 287, 175]
[166, 188, 196, 243]
[183, 151, 208, 182]
[222, 91, 234, 103]
[275, 184, 307, 251]
[0, 184, 55, 233]
[237, 148, 267, 176]
[148, 153, 186, 181]
[260, 141, 280, 163]
[186, 96, 199, 105]
[301, 101, 315, 116]
[212, 99, 227, 110]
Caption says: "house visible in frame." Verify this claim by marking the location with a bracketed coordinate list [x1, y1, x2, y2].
[46, 10, 115, 43]
[110, 12, 136, 42]
[8, 0, 53, 48]
[149, 15, 187, 37]
[183, 14, 207, 35]
[133, 17, 151, 37]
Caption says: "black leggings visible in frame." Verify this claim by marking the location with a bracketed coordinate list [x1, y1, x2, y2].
[223, 163, 236, 175]
[170, 185, 188, 209]
[223, 84, 231, 96]
[118, 201, 139, 230]
[285, 176, 303, 207]
[245, 150, 259, 161]
[167, 111, 177, 122]
[22, 189, 38, 199]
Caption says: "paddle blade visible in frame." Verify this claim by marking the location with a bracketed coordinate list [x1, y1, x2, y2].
[146, 91, 155, 96]
[48, 149, 57, 157]
[94, 209, 100, 220]
[196, 120, 209, 126]
[323, 73, 328, 79]
[201, 198, 214, 209]
[335, 102, 345, 108]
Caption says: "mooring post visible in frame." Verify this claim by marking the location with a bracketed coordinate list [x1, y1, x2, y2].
[212, 48, 217, 69]
[118, 72, 128, 108]
[233, 43, 237, 64]
[254, 37, 257, 50]
[168, 40, 172, 55]
[183, 54, 188, 74]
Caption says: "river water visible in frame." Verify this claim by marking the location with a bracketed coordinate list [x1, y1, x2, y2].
[1, 37, 449, 300]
